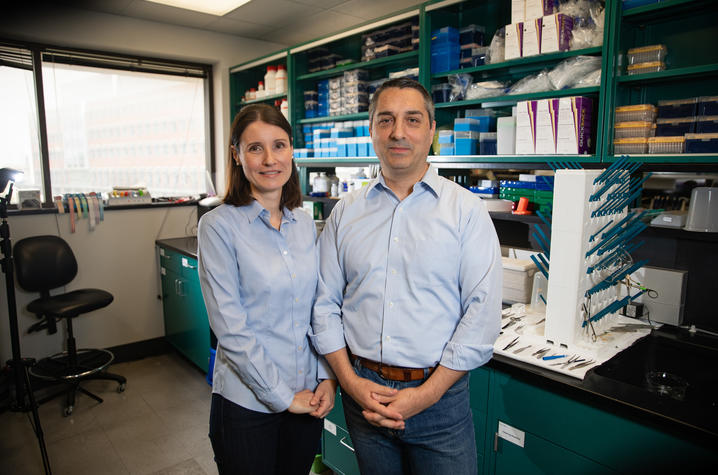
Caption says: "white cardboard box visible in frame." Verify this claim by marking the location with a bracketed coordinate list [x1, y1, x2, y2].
[522, 18, 542, 57]
[505, 22, 524, 60]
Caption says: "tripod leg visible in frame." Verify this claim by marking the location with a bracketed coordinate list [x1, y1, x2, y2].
[23, 365, 53, 475]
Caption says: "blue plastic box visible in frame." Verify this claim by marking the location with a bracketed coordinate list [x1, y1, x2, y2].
[439, 144, 455, 155]
[431, 44, 460, 73]
[696, 116, 718, 134]
[685, 133, 718, 153]
[454, 118, 481, 132]
[455, 138, 478, 155]
[655, 117, 695, 136]
[698, 96, 718, 116]
[347, 141, 357, 157]
[358, 141, 368, 156]
[431, 27, 459, 44]
[657, 98, 698, 119]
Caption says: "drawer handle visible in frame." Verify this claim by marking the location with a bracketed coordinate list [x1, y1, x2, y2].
[339, 436, 355, 453]
[182, 257, 196, 269]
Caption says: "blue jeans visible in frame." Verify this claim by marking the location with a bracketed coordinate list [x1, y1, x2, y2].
[208, 393, 322, 475]
[342, 359, 477, 475]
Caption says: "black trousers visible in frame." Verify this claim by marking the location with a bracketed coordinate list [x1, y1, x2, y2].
[209, 393, 323, 475]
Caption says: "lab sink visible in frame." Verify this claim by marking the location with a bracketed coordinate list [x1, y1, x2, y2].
[592, 329, 718, 405]
[586, 327, 718, 434]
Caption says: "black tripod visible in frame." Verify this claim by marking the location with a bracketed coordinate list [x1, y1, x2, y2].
[1, 170, 52, 475]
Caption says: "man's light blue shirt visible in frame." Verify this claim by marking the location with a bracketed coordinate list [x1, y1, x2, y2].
[198, 201, 328, 413]
[311, 165, 502, 371]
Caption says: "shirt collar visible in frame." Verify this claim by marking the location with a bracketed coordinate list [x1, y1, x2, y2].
[367, 164, 440, 199]
[243, 199, 296, 225]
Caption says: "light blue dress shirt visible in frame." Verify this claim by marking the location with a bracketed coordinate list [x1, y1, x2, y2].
[198, 201, 326, 413]
[311, 166, 502, 371]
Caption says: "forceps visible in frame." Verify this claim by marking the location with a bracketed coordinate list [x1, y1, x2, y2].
[502, 336, 520, 351]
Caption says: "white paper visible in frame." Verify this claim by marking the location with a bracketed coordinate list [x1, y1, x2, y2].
[323, 419, 337, 436]
[498, 421, 525, 448]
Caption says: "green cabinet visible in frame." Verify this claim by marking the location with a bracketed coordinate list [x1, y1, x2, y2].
[486, 366, 716, 474]
[157, 245, 210, 373]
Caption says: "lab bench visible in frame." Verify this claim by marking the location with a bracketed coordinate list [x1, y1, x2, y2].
[156, 237, 210, 373]
[323, 328, 718, 474]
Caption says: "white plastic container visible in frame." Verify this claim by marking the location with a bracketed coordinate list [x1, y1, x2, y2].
[256, 81, 265, 98]
[280, 99, 289, 120]
[275, 65, 287, 95]
[264, 66, 276, 95]
[313, 172, 330, 194]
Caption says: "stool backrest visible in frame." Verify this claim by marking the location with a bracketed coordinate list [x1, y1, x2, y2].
[14, 235, 78, 293]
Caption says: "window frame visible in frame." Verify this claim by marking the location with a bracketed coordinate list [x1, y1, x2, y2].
[0, 37, 215, 205]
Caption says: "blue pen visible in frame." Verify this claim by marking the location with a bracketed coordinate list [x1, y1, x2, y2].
[543, 354, 567, 361]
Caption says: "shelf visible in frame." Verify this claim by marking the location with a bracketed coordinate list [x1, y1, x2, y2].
[434, 86, 600, 109]
[297, 112, 369, 124]
[296, 51, 419, 81]
[622, 0, 713, 19]
[239, 92, 287, 106]
[489, 211, 544, 224]
[618, 64, 718, 84]
[429, 155, 600, 167]
[432, 47, 603, 79]
[296, 157, 379, 166]
[605, 154, 718, 164]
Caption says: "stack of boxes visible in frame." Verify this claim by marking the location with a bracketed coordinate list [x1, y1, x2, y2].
[469, 180, 500, 198]
[342, 70, 369, 115]
[306, 47, 345, 73]
[515, 96, 593, 155]
[459, 24, 488, 68]
[294, 120, 374, 158]
[499, 175, 555, 215]
[431, 27, 459, 73]
[507, 0, 573, 60]
[612, 104, 656, 155]
[361, 19, 419, 62]
[626, 44, 667, 76]
[613, 97, 718, 154]
[450, 110, 498, 155]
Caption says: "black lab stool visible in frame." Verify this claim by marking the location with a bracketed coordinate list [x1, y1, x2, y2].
[14, 235, 126, 416]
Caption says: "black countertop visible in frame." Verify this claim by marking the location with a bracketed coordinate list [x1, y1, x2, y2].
[156, 236, 198, 258]
[155, 235, 717, 443]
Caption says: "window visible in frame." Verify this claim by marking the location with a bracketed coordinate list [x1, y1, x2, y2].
[1, 41, 214, 204]
[0, 45, 43, 203]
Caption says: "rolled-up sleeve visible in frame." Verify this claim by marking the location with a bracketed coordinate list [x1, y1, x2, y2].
[439, 202, 502, 371]
[198, 217, 294, 412]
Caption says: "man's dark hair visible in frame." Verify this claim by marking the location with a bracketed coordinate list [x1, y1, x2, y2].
[368, 78, 435, 124]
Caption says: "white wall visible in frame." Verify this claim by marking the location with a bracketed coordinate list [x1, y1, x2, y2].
[0, 206, 197, 364]
[0, 7, 284, 362]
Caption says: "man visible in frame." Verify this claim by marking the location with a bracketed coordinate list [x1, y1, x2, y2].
[311, 78, 502, 474]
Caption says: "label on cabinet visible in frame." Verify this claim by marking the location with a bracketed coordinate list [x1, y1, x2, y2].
[498, 421, 525, 448]
[324, 419, 337, 435]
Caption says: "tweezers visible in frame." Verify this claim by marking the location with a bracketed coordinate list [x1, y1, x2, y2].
[502, 336, 520, 351]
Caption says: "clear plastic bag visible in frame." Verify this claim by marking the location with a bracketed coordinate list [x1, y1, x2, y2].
[465, 81, 508, 100]
[448, 74, 473, 102]
[507, 70, 552, 95]
[548, 55, 602, 90]
[574, 68, 602, 87]
[485, 27, 505, 65]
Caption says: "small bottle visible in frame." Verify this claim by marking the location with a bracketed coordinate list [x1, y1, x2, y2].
[330, 182, 338, 197]
[280, 99, 289, 120]
[313, 172, 330, 195]
[256, 81, 265, 98]
[264, 65, 277, 95]
[247, 88, 256, 100]
[275, 64, 287, 94]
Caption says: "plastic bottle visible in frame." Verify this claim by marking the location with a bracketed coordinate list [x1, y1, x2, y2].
[264, 66, 276, 95]
[329, 174, 340, 197]
[256, 81, 265, 98]
[280, 99, 289, 120]
[275, 64, 287, 94]
[313, 172, 330, 195]
[247, 88, 256, 100]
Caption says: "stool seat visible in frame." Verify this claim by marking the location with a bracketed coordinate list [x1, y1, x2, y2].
[27, 289, 113, 319]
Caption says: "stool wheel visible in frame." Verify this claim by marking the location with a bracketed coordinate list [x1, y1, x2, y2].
[64, 405, 73, 417]
[117, 382, 126, 393]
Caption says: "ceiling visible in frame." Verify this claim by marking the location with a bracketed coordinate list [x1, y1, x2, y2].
[56, 0, 426, 47]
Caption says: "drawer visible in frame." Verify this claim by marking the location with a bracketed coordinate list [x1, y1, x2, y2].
[322, 419, 360, 475]
[157, 246, 181, 274]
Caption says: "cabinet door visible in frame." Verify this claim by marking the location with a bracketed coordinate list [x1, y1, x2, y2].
[493, 420, 615, 475]
[322, 389, 361, 475]
[182, 266, 210, 372]
[160, 266, 185, 351]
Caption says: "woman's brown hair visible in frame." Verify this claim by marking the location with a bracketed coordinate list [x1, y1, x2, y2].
[224, 103, 302, 209]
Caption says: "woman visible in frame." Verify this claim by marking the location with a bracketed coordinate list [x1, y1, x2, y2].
[198, 103, 336, 475]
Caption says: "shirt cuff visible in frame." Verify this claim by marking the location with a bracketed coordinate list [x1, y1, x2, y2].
[439, 341, 494, 372]
[308, 326, 346, 356]
[317, 356, 335, 381]
[256, 381, 294, 413]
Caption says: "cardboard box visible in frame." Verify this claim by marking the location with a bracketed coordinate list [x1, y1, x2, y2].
[515, 100, 537, 154]
[505, 22, 524, 60]
[512, 0, 526, 24]
[556, 96, 593, 154]
[522, 18, 542, 57]
[541, 13, 573, 53]
[535, 98, 559, 154]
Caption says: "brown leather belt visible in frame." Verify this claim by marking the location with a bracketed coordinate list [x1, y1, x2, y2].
[351, 355, 435, 382]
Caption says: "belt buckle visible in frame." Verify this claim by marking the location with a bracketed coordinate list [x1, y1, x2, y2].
[377, 362, 387, 379]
